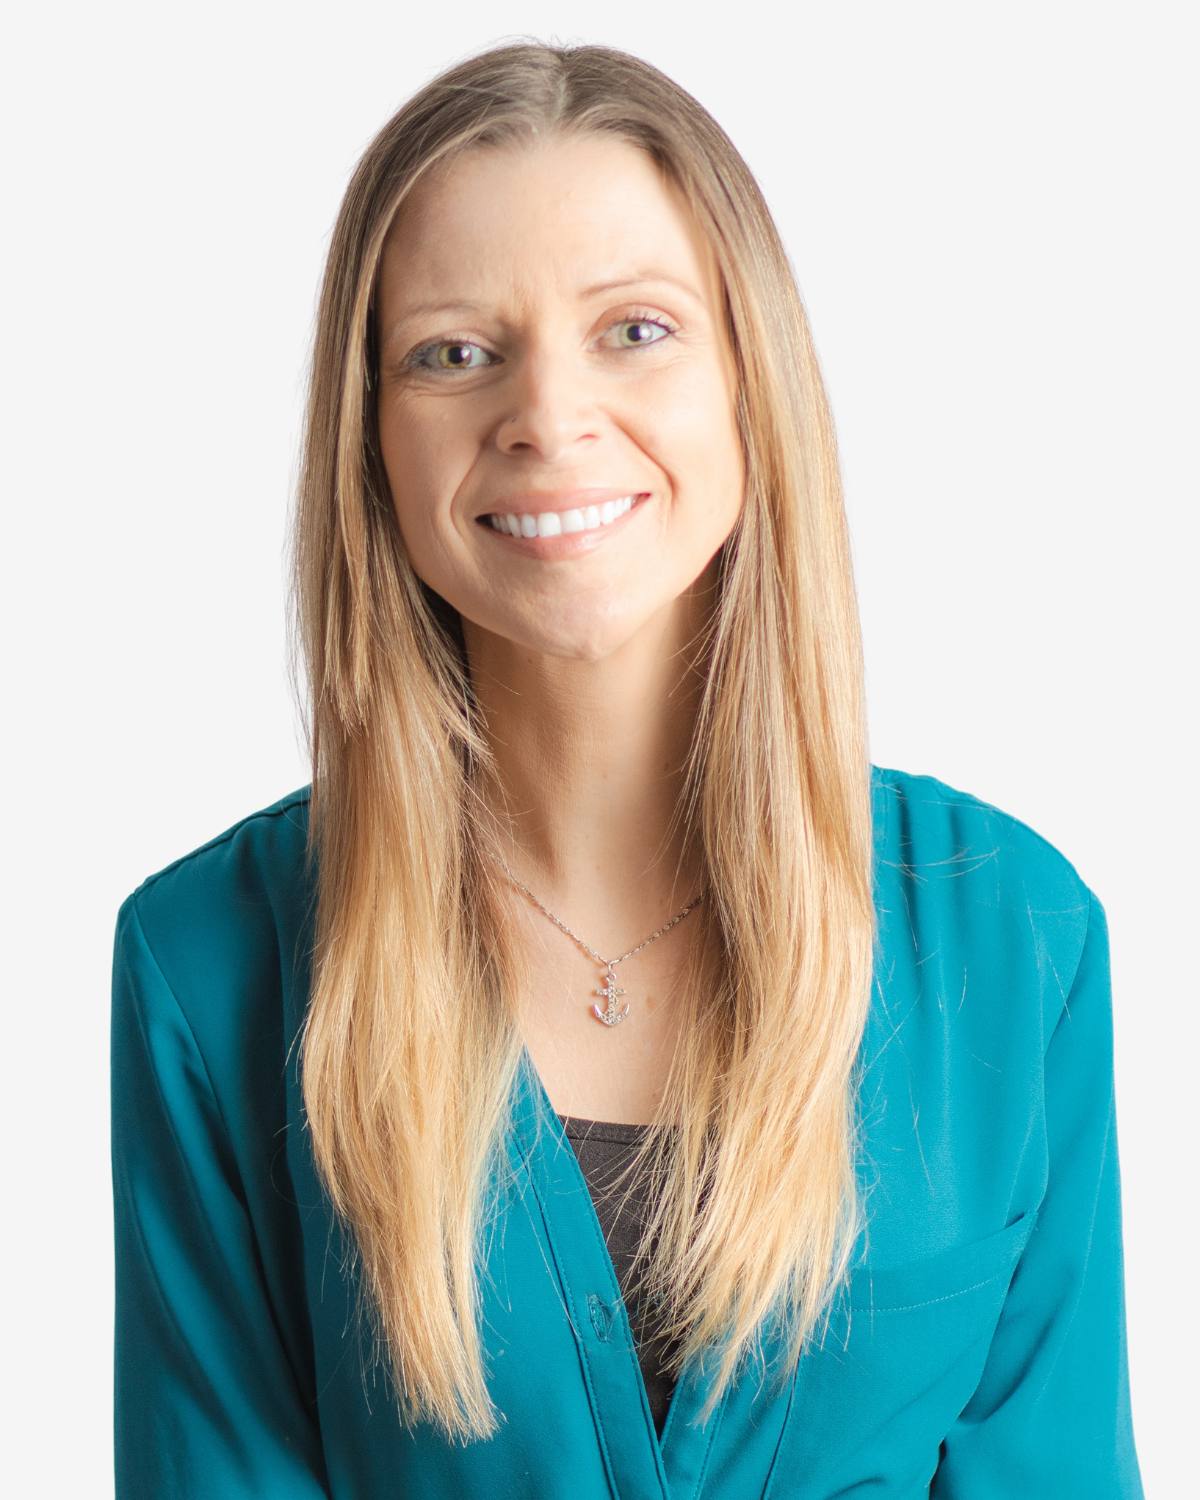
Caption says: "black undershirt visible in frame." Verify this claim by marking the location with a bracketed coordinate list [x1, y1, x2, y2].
[555, 1112, 682, 1438]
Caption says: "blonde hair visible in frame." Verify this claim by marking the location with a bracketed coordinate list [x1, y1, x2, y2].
[287, 37, 876, 1443]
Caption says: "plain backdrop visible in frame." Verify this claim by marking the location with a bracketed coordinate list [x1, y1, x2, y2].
[4, 2, 1193, 1493]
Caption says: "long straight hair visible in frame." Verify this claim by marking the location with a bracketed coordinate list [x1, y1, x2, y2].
[287, 38, 876, 1442]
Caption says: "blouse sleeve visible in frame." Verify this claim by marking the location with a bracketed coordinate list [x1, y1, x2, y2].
[930, 886, 1144, 1497]
[110, 891, 330, 1497]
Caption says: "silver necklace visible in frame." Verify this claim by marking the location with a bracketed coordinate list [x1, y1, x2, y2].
[489, 851, 707, 1027]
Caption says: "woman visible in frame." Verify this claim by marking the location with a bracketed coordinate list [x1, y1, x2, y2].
[110, 40, 1144, 1498]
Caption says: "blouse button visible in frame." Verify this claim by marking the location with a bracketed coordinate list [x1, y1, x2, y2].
[587, 1292, 619, 1342]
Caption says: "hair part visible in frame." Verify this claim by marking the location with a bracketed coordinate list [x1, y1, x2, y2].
[286, 36, 876, 1442]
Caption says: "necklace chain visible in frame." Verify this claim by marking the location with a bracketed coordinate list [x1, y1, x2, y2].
[488, 850, 707, 1026]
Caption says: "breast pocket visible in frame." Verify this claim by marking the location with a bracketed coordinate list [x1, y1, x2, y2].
[845, 1205, 1037, 1322]
[771, 1209, 1039, 1494]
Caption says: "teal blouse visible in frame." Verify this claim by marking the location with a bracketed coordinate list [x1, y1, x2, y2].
[110, 766, 1145, 1497]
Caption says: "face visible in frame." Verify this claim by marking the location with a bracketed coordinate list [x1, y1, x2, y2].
[373, 133, 745, 665]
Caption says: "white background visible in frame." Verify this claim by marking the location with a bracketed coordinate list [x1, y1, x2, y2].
[5, 2, 1193, 1493]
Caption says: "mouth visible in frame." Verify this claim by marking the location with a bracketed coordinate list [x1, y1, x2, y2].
[475, 493, 651, 559]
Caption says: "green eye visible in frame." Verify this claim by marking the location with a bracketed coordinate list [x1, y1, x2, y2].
[614, 317, 673, 348]
[402, 308, 679, 377]
[398, 337, 493, 374]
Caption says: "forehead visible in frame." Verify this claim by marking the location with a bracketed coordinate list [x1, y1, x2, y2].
[376, 134, 720, 317]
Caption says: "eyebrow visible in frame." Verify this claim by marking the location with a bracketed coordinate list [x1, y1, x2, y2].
[386, 270, 705, 333]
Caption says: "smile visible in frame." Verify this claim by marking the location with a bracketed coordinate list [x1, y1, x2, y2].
[476, 493, 650, 558]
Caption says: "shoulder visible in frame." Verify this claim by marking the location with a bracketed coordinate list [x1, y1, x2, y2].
[111, 787, 319, 1216]
[114, 785, 314, 1056]
[871, 761, 1095, 904]
[125, 784, 312, 902]
[869, 764, 1097, 1034]
[121, 784, 312, 921]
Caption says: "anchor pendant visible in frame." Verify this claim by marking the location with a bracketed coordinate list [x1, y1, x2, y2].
[591, 965, 630, 1027]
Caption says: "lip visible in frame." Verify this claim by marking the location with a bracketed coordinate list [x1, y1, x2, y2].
[476, 492, 651, 560]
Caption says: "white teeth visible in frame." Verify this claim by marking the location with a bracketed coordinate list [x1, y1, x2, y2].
[487, 494, 638, 537]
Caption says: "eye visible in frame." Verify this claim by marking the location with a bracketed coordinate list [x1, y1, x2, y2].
[402, 338, 493, 374]
[605, 310, 679, 350]
[398, 308, 679, 378]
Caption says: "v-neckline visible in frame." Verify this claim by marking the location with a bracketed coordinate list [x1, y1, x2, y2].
[511, 1048, 737, 1500]
[501, 772, 888, 1497]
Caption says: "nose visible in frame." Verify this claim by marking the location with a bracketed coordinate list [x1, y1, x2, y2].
[495, 342, 602, 460]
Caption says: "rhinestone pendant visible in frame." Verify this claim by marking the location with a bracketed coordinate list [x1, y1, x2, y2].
[592, 965, 630, 1027]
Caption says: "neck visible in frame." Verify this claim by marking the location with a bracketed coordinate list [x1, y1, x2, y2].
[462, 597, 711, 936]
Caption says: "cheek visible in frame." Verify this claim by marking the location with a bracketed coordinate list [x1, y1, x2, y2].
[377, 406, 468, 546]
[379, 405, 441, 500]
[645, 367, 743, 520]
